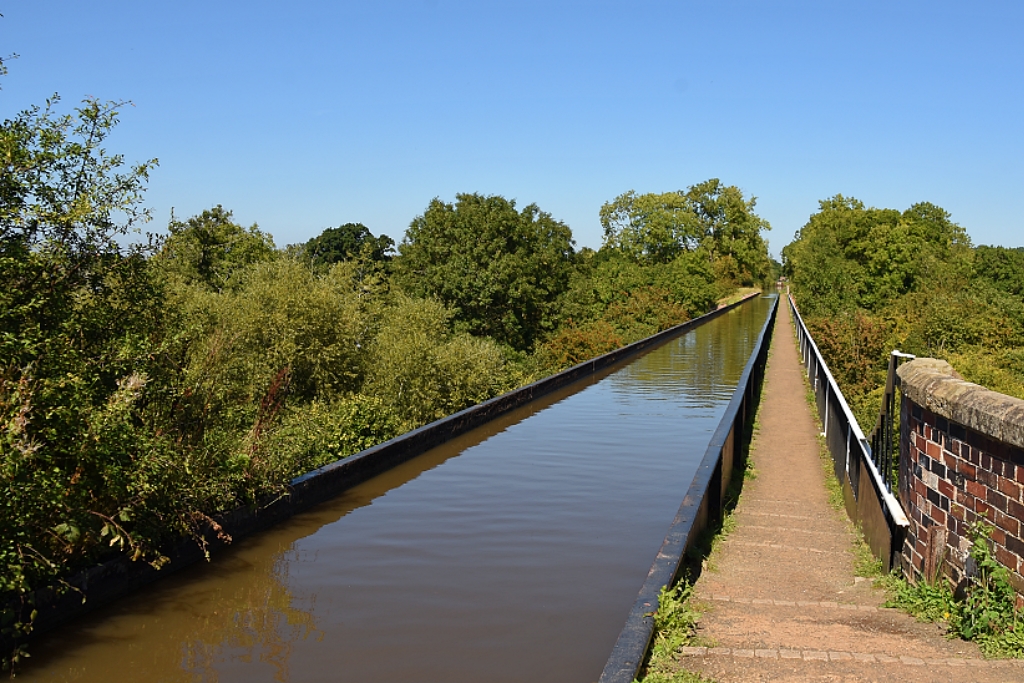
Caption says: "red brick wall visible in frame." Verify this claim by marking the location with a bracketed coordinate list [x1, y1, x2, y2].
[899, 398, 1024, 596]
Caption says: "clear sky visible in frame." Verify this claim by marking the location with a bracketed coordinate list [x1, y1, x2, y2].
[3, 1, 1022, 257]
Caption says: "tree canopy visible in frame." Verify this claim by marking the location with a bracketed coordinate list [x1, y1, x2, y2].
[156, 205, 276, 290]
[782, 196, 972, 315]
[599, 179, 772, 286]
[395, 193, 576, 351]
[301, 222, 394, 268]
[599, 190, 698, 263]
[783, 195, 1024, 427]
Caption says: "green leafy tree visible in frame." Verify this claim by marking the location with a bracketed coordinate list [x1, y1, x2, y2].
[783, 196, 972, 316]
[558, 249, 718, 331]
[395, 193, 576, 351]
[599, 190, 699, 263]
[974, 245, 1024, 297]
[302, 223, 394, 267]
[364, 294, 510, 428]
[784, 195, 1024, 425]
[600, 180, 771, 286]
[685, 178, 772, 285]
[157, 205, 276, 291]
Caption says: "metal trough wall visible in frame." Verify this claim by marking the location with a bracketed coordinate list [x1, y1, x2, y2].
[598, 295, 778, 683]
[788, 294, 909, 570]
[11, 293, 764, 651]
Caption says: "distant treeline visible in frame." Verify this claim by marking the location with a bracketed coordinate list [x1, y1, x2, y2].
[0, 96, 772, 659]
[784, 195, 1024, 429]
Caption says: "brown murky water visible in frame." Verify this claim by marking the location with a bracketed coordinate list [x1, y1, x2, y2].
[22, 296, 774, 683]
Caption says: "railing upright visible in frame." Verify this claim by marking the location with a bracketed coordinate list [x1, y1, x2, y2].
[868, 351, 915, 493]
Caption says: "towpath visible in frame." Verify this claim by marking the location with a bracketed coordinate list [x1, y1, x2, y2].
[674, 300, 1023, 682]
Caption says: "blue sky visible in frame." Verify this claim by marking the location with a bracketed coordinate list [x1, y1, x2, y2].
[3, 1, 1022, 257]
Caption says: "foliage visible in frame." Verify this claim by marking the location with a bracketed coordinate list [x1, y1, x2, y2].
[175, 258, 375, 410]
[2, 98, 417, 666]
[600, 286, 690, 343]
[785, 195, 1024, 435]
[880, 571, 958, 623]
[261, 395, 401, 476]
[558, 251, 716, 335]
[600, 190, 699, 263]
[974, 245, 1024, 297]
[945, 347, 1024, 401]
[533, 320, 623, 374]
[882, 521, 1024, 658]
[395, 193, 576, 351]
[686, 178, 772, 286]
[949, 521, 1024, 656]
[783, 196, 971, 317]
[636, 582, 709, 683]
[0, 96, 173, 657]
[600, 179, 772, 287]
[364, 294, 512, 430]
[156, 205, 277, 291]
[300, 222, 394, 268]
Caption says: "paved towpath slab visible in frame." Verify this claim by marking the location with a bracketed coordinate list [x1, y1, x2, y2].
[674, 300, 1023, 682]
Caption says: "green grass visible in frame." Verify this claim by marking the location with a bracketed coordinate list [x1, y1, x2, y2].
[878, 571, 956, 623]
[634, 584, 714, 683]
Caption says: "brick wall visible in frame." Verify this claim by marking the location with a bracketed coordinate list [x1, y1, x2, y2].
[897, 358, 1024, 599]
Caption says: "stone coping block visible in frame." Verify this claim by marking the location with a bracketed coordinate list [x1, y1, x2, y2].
[898, 358, 1024, 449]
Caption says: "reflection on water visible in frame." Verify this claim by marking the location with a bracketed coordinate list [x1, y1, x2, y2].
[23, 296, 774, 683]
[609, 299, 766, 403]
[180, 551, 323, 683]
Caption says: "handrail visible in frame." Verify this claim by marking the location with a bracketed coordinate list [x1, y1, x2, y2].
[787, 294, 908, 546]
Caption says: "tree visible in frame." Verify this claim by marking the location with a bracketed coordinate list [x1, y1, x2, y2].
[302, 223, 394, 268]
[395, 193, 576, 351]
[599, 190, 699, 263]
[157, 205, 276, 291]
[684, 179, 772, 285]
[782, 196, 972, 315]
[599, 180, 771, 285]
[975, 246, 1024, 297]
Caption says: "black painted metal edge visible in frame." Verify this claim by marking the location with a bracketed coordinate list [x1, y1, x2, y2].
[598, 295, 778, 683]
[6, 293, 764, 650]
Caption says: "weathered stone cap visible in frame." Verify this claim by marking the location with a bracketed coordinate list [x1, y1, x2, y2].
[898, 358, 1024, 449]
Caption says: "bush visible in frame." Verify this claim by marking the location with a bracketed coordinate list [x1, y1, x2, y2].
[534, 320, 624, 374]
[261, 396, 401, 476]
[365, 295, 510, 429]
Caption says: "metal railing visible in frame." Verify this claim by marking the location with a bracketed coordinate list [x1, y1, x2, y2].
[868, 351, 916, 493]
[788, 293, 909, 568]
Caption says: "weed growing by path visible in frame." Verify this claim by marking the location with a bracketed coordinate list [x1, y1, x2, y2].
[879, 572, 956, 622]
[635, 583, 715, 683]
[881, 520, 1024, 658]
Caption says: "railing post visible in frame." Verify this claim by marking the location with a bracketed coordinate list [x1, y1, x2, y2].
[823, 382, 830, 439]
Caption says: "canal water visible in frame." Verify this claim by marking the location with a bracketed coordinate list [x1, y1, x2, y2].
[23, 296, 775, 683]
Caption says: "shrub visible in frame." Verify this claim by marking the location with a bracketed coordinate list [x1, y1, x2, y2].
[365, 295, 510, 429]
